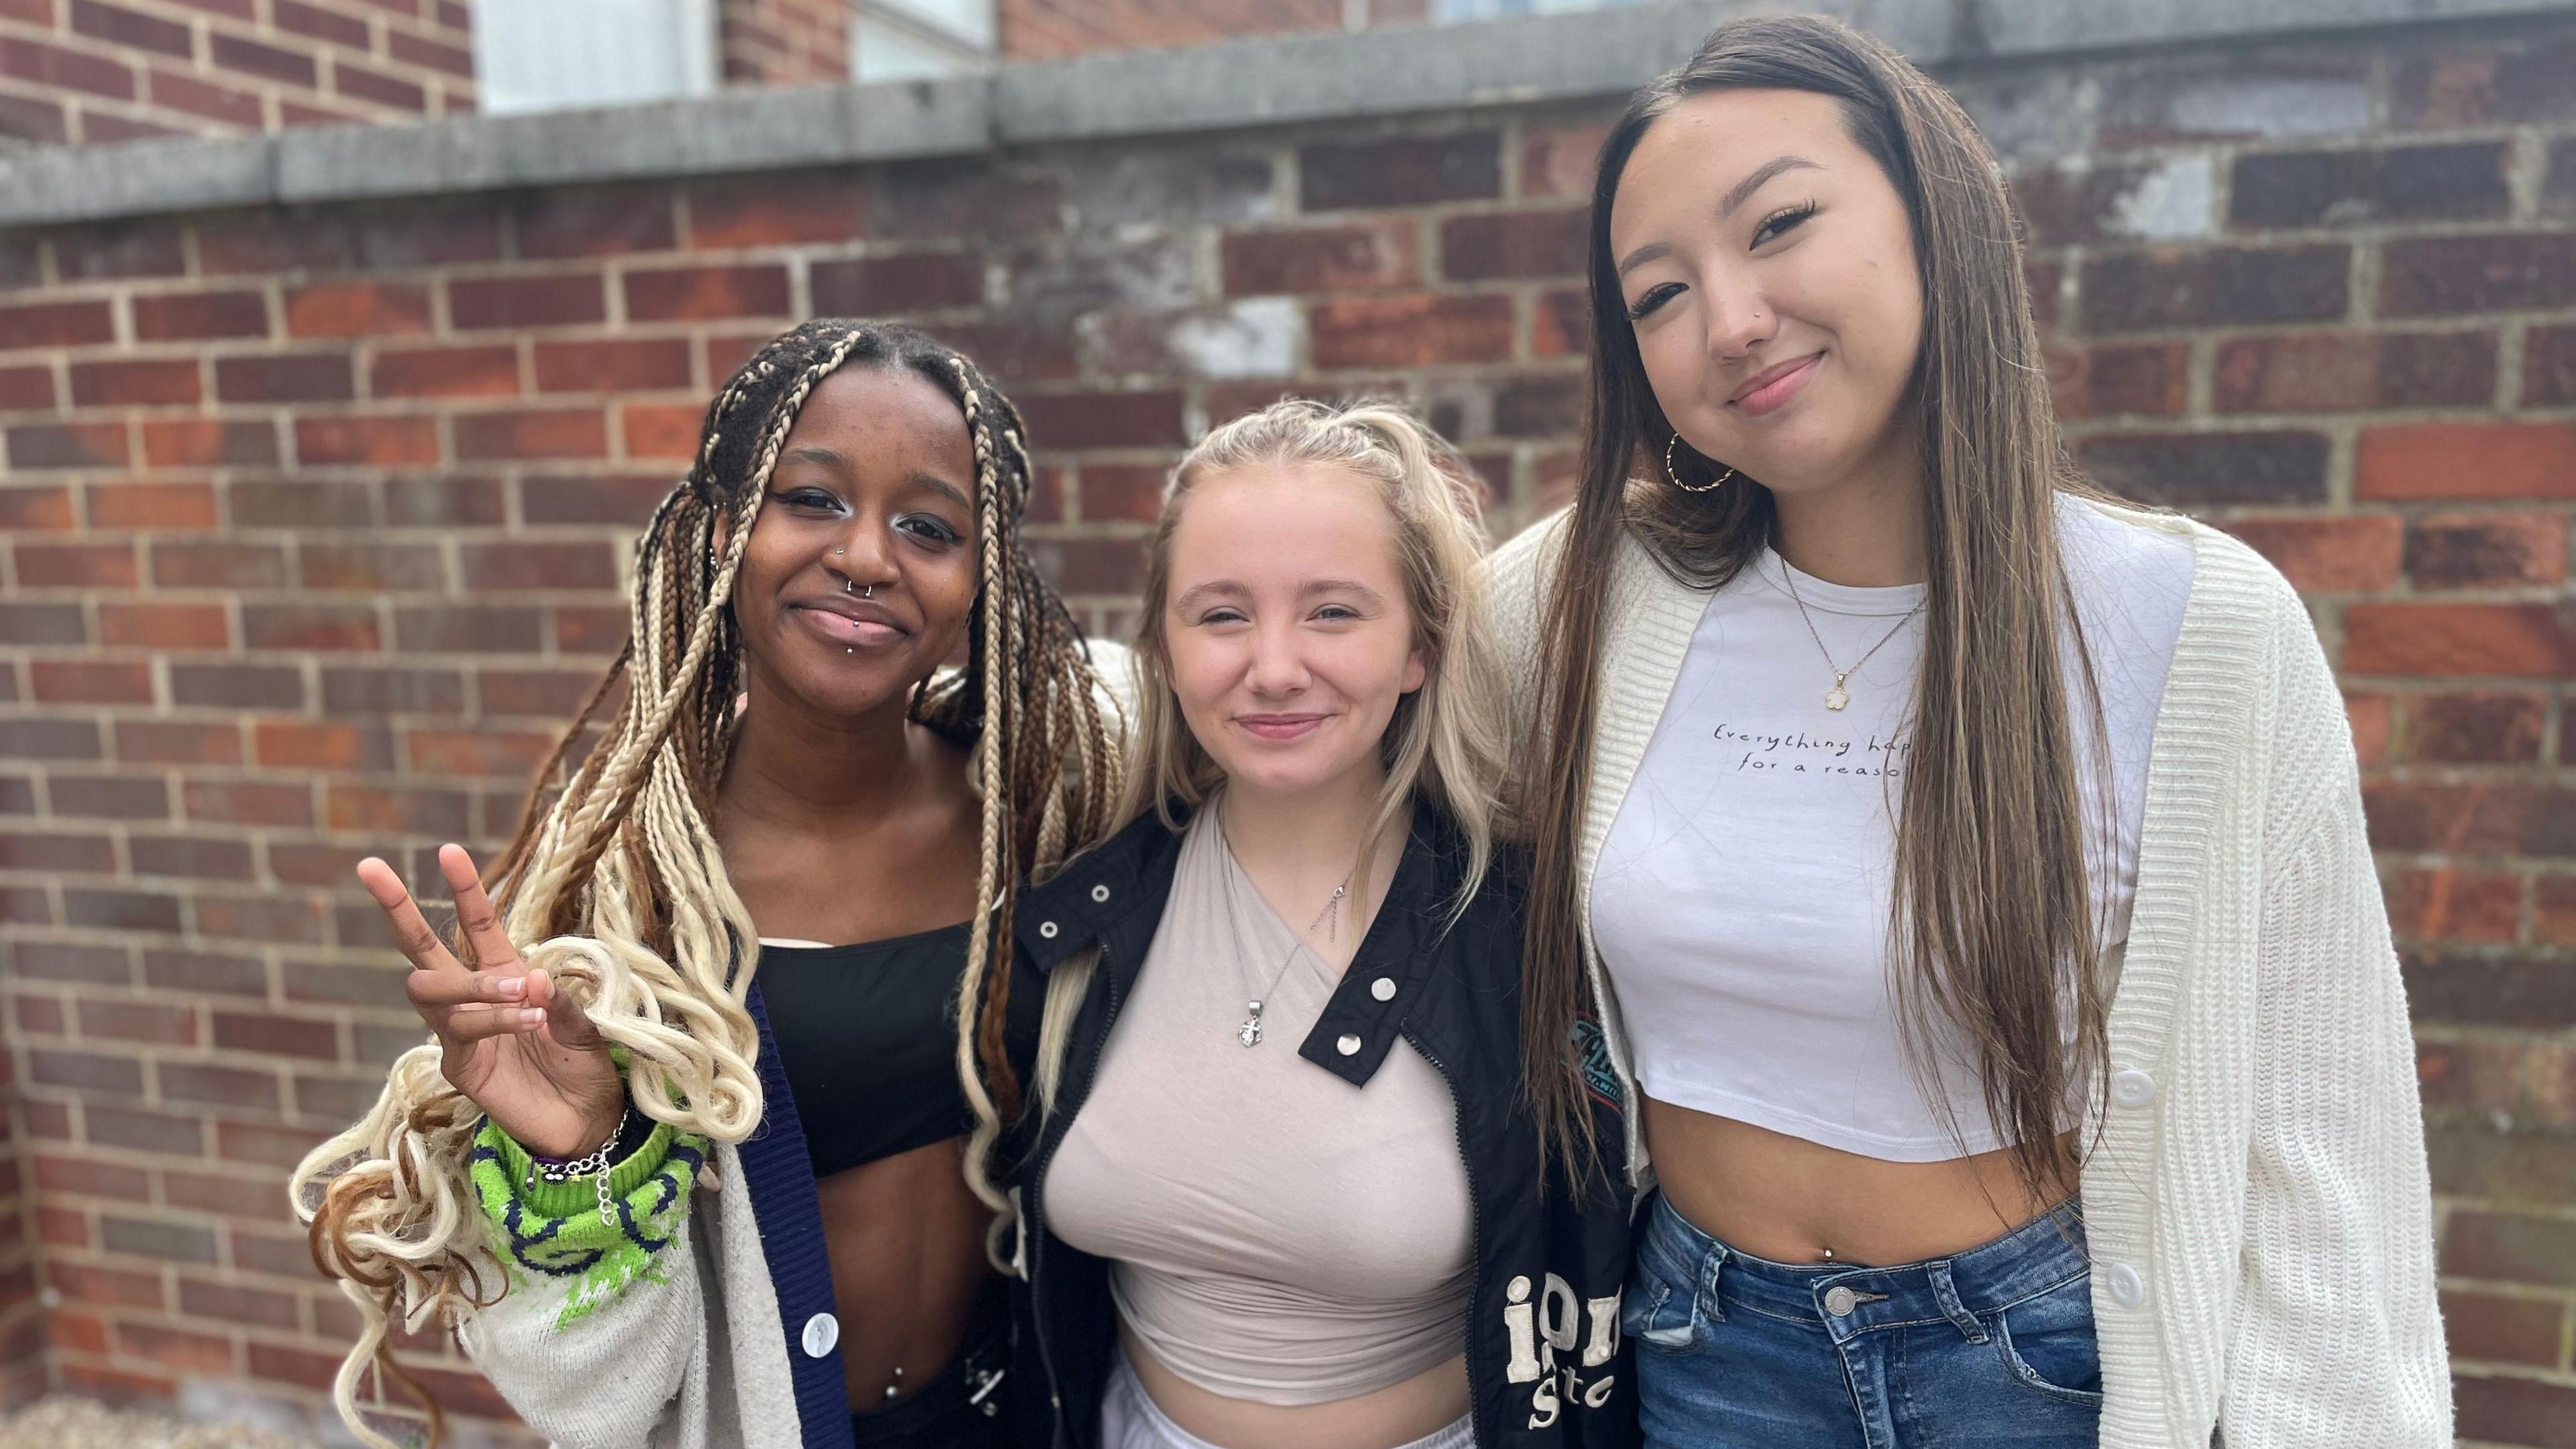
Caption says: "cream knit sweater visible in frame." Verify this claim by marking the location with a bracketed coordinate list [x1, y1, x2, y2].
[1486, 500, 2451, 1448]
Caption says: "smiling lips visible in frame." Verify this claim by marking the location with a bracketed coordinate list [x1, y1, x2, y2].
[1235, 713, 1327, 742]
[1729, 352, 1823, 416]
[794, 596, 908, 649]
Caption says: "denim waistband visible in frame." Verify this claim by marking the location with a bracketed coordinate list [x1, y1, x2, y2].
[1635, 1193, 2090, 1344]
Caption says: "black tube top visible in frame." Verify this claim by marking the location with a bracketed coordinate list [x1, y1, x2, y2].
[757, 923, 1045, 1179]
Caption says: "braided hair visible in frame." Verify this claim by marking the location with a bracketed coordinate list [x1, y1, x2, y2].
[290, 320, 1122, 1446]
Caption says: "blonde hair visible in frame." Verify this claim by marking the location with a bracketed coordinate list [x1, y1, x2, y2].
[289, 321, 1120, 1447]
[1033, 398, 1509, 1108]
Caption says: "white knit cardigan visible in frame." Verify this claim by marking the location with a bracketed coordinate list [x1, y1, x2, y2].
[1485, 500, 2451, 1448]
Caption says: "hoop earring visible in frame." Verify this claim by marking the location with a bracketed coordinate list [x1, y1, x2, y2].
[1665, 433, 1737, 493]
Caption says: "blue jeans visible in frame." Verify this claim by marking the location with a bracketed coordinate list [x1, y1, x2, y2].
[1625, 1192, 2102, 1448]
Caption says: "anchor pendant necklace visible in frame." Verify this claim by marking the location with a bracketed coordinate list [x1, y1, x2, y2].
[1777, 557, 1923, 712]
[1216, 802, 1364, 1048]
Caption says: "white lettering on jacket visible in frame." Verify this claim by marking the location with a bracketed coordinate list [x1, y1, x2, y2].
[1503, 1272, 1620, 1429]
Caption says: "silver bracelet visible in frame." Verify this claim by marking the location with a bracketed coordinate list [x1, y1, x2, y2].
[525, 1107, 631, 1226]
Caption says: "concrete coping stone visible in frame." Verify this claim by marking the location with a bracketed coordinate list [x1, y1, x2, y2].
[0, 0, 2561, 227]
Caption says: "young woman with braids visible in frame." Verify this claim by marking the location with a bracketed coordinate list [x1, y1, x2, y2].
[1489, 15, 2446, 1448]
[290, 320, 1122, 1449]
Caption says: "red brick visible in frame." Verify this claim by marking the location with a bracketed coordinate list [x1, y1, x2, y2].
[48, 773, 167, 818]
[447, 273, 606, 330]
[1520, 120, 1609, 201]
[519, 472, 672, 526]
[76, 998, 199, 1046]
[253, 720, 391, 772]
[0, 299, 113, 352]
[2231, 142, 2510, 229]
[1013, 390, 1186, 450]
[2447, 1210, 2576, 1289]
[2405, 512, 2567, 590]
[2386, 867, 2524, 942]
[1440, 207, 1584, 281]
[230, 478, 374, 528]
[1310, 293, 1513, 370]
[2358, 422, 2576, 501]
[131, 289, 268, 341]
[2212, 330, 2496, 414]
[85, 112, 189, 142]
[394, 604, 545, 653]
[0, 363, 54, 410]
[99, 602, 229, 650]
[7, 421, 128, 470]
[46, 1310, 107, 1353]
[176, 1277, 301, 1331]
[533, 337, 693, 393]
[157, 1061, 280, 1112]
[213, 351, 354, 403]
[2381, 232, 2576, 317]
[460, 539, 618, 591]
[622, 401, 700, 460]
[0, 34, 137, 100]
[180, 783, 310, 833]
[2047, 342, 2188, 419]
[2391, 39, 2576, 128]
[454, 407, 608, 461]
[334, 56, 427, 111]
[88, 480, 216, 529]
[2528, 323, 2576, 406]
[239, 602, 380, 651]
[140, 418, 278, 467]
[209, 31, 315, 85]
[687, 179, 865, 248]
[2407, 692, 2549, 764]
[322, 782, 467, 835]
[2078, 431, 2330, 508]
[272, 0, 374, 44]
[45, 1262, 162, 1311]
[0, 603, 87, 645]
[384, 474, 502, 526]
[68, 0, 191, 58]
[2345, 603, 2576, 678]
[514, 188, 678, 260]
[299, 541, 444, 592]
[153, 536, 292, 588]
[624, 263, 793, 321]
[294, 413, 440, 466]
[0, 91, 68, 146]
[0, 486, 76, 531]
[169, 663, 303, 710]
[404, 728, 554, 778]
[0, 832, 114, 873]
[28, 659, 151, 705]
[388, 27, 471, 77]
[810, 252, 982, 313]
[1223, 221, 1419, 297]
[65, 888, 180, 933]
[2080, 245, 2349, 335]
[284, 280, 433, 338]
[2440, 1290, 2567, 1369]
[1301, 132, 1500, 211]
[371, 343, 520, 398]
[14, 541, 136, 588]
[114, 720, 243, 765]
[146, 66, 260, 127]
[68, 358, 201, 408]
[2536, 875, 2576, 946]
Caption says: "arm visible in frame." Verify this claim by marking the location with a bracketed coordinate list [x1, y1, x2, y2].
[2220, 590, 2449, 1445]
[459, 1118, 720, 1448]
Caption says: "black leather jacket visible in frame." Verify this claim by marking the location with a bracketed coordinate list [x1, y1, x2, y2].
[1004, 802, 1638, 1449]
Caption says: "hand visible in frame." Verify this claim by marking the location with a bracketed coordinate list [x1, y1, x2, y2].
[362, 843, 627, 1161]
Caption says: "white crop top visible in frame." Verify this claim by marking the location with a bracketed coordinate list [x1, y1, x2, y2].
[1589, 496, 2194, 1161]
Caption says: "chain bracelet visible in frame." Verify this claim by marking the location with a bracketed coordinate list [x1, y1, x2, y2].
[525, 1106, 631, 1227]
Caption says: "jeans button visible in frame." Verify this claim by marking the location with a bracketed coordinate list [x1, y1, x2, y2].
[1823, 1285, 1858, 1316]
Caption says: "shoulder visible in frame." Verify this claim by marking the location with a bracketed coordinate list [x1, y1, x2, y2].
[1486, 504, 1576, 592]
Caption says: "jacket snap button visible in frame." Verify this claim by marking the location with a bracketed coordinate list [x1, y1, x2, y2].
[1091, 883, 1110, 902]
[1336, 1034, 1362, 1056]
[801, 1312, 839, 1358]
[1823, 1286, 1858, 1317]
[2103, 1262, 2146, 1309]
[1037, 920, 1058, 938]
[1371, 977, 1396, 1002]
[2109, 1069, 2155, 1108]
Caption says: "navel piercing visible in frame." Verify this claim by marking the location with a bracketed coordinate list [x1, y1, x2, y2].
[1665, 432, 1738, 493]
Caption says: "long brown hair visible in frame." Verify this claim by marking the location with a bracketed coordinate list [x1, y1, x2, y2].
[1520, 14, 2110, 1203]
[290, 320, 1120, 1446]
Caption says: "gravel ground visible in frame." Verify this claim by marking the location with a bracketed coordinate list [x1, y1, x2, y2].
[0, 1397, 324, 1449]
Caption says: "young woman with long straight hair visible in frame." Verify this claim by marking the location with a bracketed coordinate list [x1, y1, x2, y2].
[290, 320, 1122, 1449]
[1004, 399, 1633, 1449]
[1492, 16, 2447, 1447]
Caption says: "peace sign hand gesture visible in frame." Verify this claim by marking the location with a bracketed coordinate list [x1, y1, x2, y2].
[361, 843, 627, 1161]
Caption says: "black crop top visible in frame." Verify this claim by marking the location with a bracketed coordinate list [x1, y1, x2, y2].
[756, 924, 1045, 1180]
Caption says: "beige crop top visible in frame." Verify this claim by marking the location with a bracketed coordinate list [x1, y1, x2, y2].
[1041, 809, 1474, 1406]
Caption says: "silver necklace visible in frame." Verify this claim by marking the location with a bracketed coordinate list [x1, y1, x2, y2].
[1776, 559, 1923, 712]
[1214, 804, 1362, 1048]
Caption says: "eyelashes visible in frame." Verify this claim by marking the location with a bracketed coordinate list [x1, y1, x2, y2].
[1621, 198, 1820, 323]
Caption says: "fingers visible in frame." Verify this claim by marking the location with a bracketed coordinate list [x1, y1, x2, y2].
[405, 968, 528, 1010]
[529, 969, 604, 1051]
[438, 844, 522, 974]
[356, 857, 463, 975]
[441, 1003, 550, 1042]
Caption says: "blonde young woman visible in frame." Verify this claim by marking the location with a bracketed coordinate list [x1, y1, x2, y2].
[290, 321, 1120, 1449]
[1493, 16, 2447, 1449]
[997, 400, 1633, 1449]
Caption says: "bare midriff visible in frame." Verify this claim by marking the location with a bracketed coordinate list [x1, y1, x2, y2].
[1122, 1331, 1469, 1449]
[816, 1136, 1000, 1413]
[1643, 1098, 2076, 1267]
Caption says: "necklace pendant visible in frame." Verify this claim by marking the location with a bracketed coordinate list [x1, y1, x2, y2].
[1238, 1000, 1265, 1048]
[1825, 683, 1849, 711]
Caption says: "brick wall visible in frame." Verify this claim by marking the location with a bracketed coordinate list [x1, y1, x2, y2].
[0, 9, 2569, 1446]
[0, 0, 474, 146]
[719, 0, 847, 87]
[996, 0, 1427, 62]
